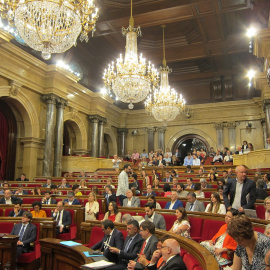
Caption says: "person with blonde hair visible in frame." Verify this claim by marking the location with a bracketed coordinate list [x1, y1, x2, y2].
[85, 192, 99, 221]
[264, 196, 270, 220]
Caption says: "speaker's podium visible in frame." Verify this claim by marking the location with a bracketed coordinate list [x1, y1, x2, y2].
[40, 238, 94, 270]
[0, 234, 18, 270]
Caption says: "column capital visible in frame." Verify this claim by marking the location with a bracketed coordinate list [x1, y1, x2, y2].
[157, 127, 166, 133]
[146, 127, 156, 133]
[214, 122, 225, 130]
[118, 128, 128, 134]
[264, 99, 270, 109]
[42, 94, 59, 105]
[88, 114, 107, 123]
[56, 97, 68, 108]
[226, 122, 237, 129]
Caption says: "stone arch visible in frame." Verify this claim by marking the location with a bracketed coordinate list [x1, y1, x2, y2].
[104, 125, 117, 156]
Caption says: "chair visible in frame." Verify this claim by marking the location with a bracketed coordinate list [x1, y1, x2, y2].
[56, 209, 77, 240]
[183, 253, 199, 269]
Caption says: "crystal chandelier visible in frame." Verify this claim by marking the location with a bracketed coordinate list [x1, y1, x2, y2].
[0, 0, 99, 60]
[145, 25, 185, 124]
[102, 0, 159, 110]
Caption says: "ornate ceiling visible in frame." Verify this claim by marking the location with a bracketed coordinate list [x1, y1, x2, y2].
[12, 0, 270, 109]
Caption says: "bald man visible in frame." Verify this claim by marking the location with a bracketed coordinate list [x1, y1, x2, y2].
[146, 239, 187, 270]
[0, 189, 21, 204]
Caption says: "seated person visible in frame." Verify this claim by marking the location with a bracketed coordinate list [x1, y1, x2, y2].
[0, 182, 9, 194]
[235, 146, 244, 155]
[0, 189, 21, 204]
[65, 171, 74, 178]
[264, 196, 270, 220]
[79, 179, 87, 189]
[129, 174, 140, 195]
[265, 224, 270, 237]
[205, 192, 226, 214]
[194, 182, 205, 198]
[224, 150, 233, 163]
[147, 195, 161, 209]
[140, 157, 148, 167]
[112, 154, 123, 169]
[90, 172, 101, 182]
[185, 178, 194, 189]
[163, 183, 172, 197]
[164, 191, 183, 210]
[9, 200, 25, 217]
[63, 191, 80, 205]
[208, 147, 216, 157]
[256, 179, 268, 200]
[10, 211, 36, 257]
[52, 201, 72, 234]
[212, 151, 223, 163]
[13, 184, 28, 195]
[58, 178, 70, 188]
[16, 173, 29, 181]
[72, 184, 82, 196]
[152, 179, 161, 190]
[105, 177, 115, 189]
[169, 207, 190, 238]
[185, 192, 205, 212]
[144, 203, 166, 230]
[78, 170, 87, 178]
[32, 186, 43, 195]
[176, 184, 189, 198]
[131, 149, 140, 164]
[163, 154, 171, 166]
[183, 152, 193, 166]
[162, 171, 172, 183]
[143, 185, 157, 197]
[200, 209, 238, 266]
[90, 219, 124, 264]
[200, 178, 213, 189]
[103, 185, 117, 207]
[41, 191, 57, 205]
[217, 185, 224, 200]
[157, 155, 165, 167]
[123, 189, 140, 207]
[51, 185, 62, 195]
[184, 165, 194, 173]
[42, 178, 52, 188]
[121, 213, 134, 224]
[85, 192, 99, 221]
[197, 169, 206, 178]
[170, 178, 178, 189]
[192, 154, 200, 166]
[103, 201, 122, 222]
[31, 201, 47, 218]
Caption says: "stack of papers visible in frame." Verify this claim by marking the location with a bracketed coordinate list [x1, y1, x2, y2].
[60, 241, 82, 247]
[81, 260, 115, 269]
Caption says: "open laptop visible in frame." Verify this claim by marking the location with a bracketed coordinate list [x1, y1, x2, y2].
[244, 209, 257, 219]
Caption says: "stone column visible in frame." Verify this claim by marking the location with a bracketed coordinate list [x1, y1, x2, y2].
[42, 94, 57, 176]
[261, 119, 267, 148]
[264, 99, 270, 138]
[147, 127, 156, 152]
[53, 98, 68, 177]
[214, 123, 225, 151]
[157, 127, 166, 151]
[98, 117, 107, 157]
[118, 128, 128, 157]
[89, 115, 100, 158]
[227, 122, 237, 153]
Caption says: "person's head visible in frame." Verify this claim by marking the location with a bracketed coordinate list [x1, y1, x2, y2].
[108, 201, 118, 215]
[32, 201, 42, 212]
[80, 170, 85, 176]
[126, 219, 140, 237]
[17, 184, 23, 193]
[93, 172, 99, 180]
[122, 213, 133, 224]
[227, 215, 254, 247]
[46, 178, 52, 184]
[21, 211, 32, 224]
[105, 185, 113, 194]
[72, 184, 80, 193]
[210, 173, 217, 181]
[194, 183, 201, 191]
[186, 165, 191, 171]
[235, 165, 247, 182]
[56, 201, 64, 211]
[165, 171, 170, 178]
[34, 186, 41, 194]
[187, 192, 196, 204]
[210, 192, 221, 204]
[131, 173, 137, 182]
[13, 200, 22, 212]
[20, 173, 26, 180]
[153, 179, 160, 186]
[176, 183, 185, 192]
[92, 186, 99, 194]
[222, 170, 228, 178]
[264, 196, 270, 211]
[61, 178, 67, 184]
[200, 178, 207, 188]
[170, 191, 178, 202]
[264, 250, 270, 270]
[172, 178, 178, 186]
[175, 207, 188, 222]
[225, 209, 238, 224]
[198, 169, 203, 175]
[80, 179, 86, 187]
[113, 154, 117, 159]
[145, 202, 155, 218]
[265, 224, 270, 237]
[217, 185, 224, 197]
[67, 192, 75, 202]
[44, 191, 51, 200]
[51, 185, 58, 193]
[186, 178, 193, 186]
[217, 178, 225, 186]
[161, 239, 181, 261]
[4, 189, 12, 200]
[88, 192, 96, 202]
[126, 189, 133, 199]
[140, 220, 155, 239]
[147, 195, 157, 206]
[2, 183, 9, 190]
[257, 179, 265, 189]
[146, 184, 153, 194]
[102, 219, 114, 235]
[163, 183, 171, 192]
[123, 164, 131, 173]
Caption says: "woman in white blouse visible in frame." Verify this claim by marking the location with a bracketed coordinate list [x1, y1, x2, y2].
[205, 192, 226, 215]
[85, 192, 99, 221]
[79, 179, 87, 189]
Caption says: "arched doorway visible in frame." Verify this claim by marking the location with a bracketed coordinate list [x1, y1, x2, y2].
[63, 120, 78, 155]
[172, 134, 210, 165]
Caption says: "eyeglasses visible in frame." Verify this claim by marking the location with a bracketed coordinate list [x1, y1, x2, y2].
[161, 246, 169, 249]
[265, 202, 270, 205]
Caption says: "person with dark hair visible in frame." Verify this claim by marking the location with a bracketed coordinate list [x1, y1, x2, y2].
[51, 185, 62, 195]
[256, 179, 268, 200]
[183, 153, 193, 166]
[41, 190, 57, 205]
[176, 184, 189, 198]
[129, 173, 140, 195]
[217, 178, 226, 187]
[63, 191, 80, 205]
[9, 200, 25, 217]
[42, 178, 52, 188]
[103, 185, 117, 208]
[16, 173, 29, 181]
[147, 195, 161, 209]
[144, 203, 166, 230]
[31, 201, 47, 217]
[185, 178, 194, 189]
[200, 209, 238, 266]
[91, 219, 124, 264]
[163, 183, 171, 197]
[14, 184, 28, 195]
[143, 185, 157, 197]
[185, 192, 205, 212]
[52, 201, 71, 234]
[31, 186, 42, 195]
[103, 201, 122, 222]
[184, 165, 194, 173]
[164, 191, 183, 209]
[116, 164, 132, 206]
[264, 173, 270, 189]
[108, 220, 144, 270]
[162, 171, 172, 183]
[194, 182, 205, 198]
[227, 214, 270, 269]
[217, 185, 224, 200]
[58, 178, 70, 188]
[10, 211, 36, 257]
[205, 192, 226, 214]
[72, 184, 82, 196]
[169, 207, 190, 238]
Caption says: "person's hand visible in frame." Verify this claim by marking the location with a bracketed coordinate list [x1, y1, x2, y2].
[64, 201, 69, 206]
[208, 240, 214, 246]
[17, 240, 23, 245]
[127, 260, 136, 270]
[14, 207, 18, 215]
[138, 254, 148, 266]
[150, 250, 161, 264]
[109, 247, 119, 254]
[60, 226, 63, 233]
[15, 191, 19, 195]
[214, 248, 224, 256]
[54, 208, 58, 213]
[238, 207, 244, 212]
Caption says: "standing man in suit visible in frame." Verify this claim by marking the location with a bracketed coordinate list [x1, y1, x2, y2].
[108, 220, 144, 270]
[144, 203, 166, 230]
[146, 239, 187, 270]
[8, 200, 25, 217]
[143, 185, 157, 197]
[185, 192, 205, 212]
[63, 192, 80, 205]
[16, 173, 29, 181]
[0, 189, 21, 204]
[116, 164, 132, 206]
[52, 201, 72, 234]
[91, 219, 124, 264]
[41, 191, 57, 205]
[10, 211, 37, 258]
[162, 171, 172, 183]
[123, 190, 140, 207]
[128, 220, 158, 270]
[104, 185, 117, 210]
[223, 165, 256, 212]
[164, 191, 183, 210]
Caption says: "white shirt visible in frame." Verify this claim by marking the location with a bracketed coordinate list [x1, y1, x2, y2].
[5, 198, 12, 204]
[127, 199, 132, 207]
[232, 179, 243, 210]
[53, 210, 64, 226]
[169, 201, 176, 210]
[116, 170, 129, 196]
[148, 212, 155, 223]
[205, 203, 226, 214]
[193, 158, 200, 166]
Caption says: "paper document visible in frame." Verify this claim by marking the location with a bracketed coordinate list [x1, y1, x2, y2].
[82, 260, 115, 269]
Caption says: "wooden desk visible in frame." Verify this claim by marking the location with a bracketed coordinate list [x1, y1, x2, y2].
[0, 235, 18, 270]
[40, 238, 93, 270]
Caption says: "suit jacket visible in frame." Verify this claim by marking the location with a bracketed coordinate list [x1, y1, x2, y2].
[206, 184, 213, 188]
[123, 197, 140, 207]
[51, 210, 72, 227]
[103, 193, 117, 203]
[10, 222, 37, 253]
[143, 191, 157, 197]
[63, 198, 80, 205]
[0, 196, 22, 204]
[91, 229, 124, 264]
[147, 254, 187, 270]
[135, 234, 158, 269]
[9, 209, 25, 217]
[16, 178, 29, 181]
[42, 184, 52, 188]
[162, 177, 173, 183]
[58, 184, 71, 188]
[42, 198, 57, 205]
[185, 183, 195, 189]
[165, 199, 183, 210]
[256, 187, 268, 200]
[223, 177, 256, 209]
[145, 213, 166, 230]
[185, 200, 205, 212]
[13, 190, 29, 195]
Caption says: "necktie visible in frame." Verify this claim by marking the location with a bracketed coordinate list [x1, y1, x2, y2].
[104, 235, 111, 249]
[19, 225, 26, 241]
[140, 241, 146, 255]
[124, 237, 133, 252]
[57, 211, 61, 225]
[47, 199, 49, 205]
[106, 194, 109, 204]
[189, 203, 193, 211]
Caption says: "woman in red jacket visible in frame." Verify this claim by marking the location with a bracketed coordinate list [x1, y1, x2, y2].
[200, 209, 238, 267]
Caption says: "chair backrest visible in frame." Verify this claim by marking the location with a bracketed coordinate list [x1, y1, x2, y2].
[0, 222, 15, 233]
[183, 253, 199, 269]
[89, 226, 104, 247]
[201, 219, 225, 241]
[4, 208, 13, 216]
[255, 204, 265, 220]
[189, 217, 204, 239]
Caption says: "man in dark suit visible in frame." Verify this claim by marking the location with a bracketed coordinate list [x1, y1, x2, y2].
[41, 191, 57, 205]
[223, 165, 256, 212]
[51, 201, 72, 234]
[103, 185, 117, 210]
[13, 184, 29, 195]
[162, 171, 172, 183]
[164, 191, 183, 210]
[63, 192, 80, 205]
[10, 211, 37, 258]
[58, 178, 71, 188]
[16, 173, 29, 181]
[0, 189, 22, 204]
[91, 219, 124, 264]
[146, 239, 187, 270]
[143, 185, 157, 197]
[123, 190, 140, 207]
[200, 178, 213, 189]
[8, 200, 25, 217]
[42, 178, 52, 188]
[108, 220, 144, 270]
[128, 220, 158, 270]
[144, 203, 166, 230]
